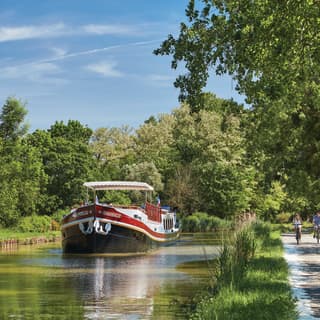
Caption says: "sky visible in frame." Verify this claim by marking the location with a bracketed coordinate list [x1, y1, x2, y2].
[0, 0, 243, 132]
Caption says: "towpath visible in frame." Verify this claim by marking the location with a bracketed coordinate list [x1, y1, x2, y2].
[282, 232, 320, 319]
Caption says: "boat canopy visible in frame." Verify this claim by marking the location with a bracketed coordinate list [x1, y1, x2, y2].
[83, 181, 154, 191]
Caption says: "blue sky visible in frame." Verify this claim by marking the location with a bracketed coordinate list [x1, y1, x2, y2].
[0, 0, 243, 132]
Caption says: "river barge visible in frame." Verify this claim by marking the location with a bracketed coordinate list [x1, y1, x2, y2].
[61, 181, 180, 253]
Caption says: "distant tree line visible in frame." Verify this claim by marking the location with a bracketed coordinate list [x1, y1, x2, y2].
[0, 90, 315, 228]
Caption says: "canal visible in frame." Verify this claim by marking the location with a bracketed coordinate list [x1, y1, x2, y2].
[0, 233, 221, 319]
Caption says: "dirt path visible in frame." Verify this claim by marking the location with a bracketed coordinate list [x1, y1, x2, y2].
[282, 232, 320, 319]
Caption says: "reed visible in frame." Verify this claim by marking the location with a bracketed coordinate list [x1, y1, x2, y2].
[190, 222, 298, 320]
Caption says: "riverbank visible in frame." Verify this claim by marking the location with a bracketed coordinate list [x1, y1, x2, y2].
[190, 223, 298, 320]
[0, 229, 60, 248]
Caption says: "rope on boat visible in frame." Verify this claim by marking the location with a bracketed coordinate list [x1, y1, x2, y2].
[79, 220, 93, 235]
[79, 220, 111, 236]
[94, 220, 111, 235]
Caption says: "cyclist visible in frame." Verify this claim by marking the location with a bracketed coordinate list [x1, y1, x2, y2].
[312, 211, 320, 238]
[293, 213, 302, 243]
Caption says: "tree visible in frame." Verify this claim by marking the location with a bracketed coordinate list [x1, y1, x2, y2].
[49, 120, 92, 144]
[90, 126, 135, 163]
[0, 98, 45, 226]
[155, 0, 320, 213]
[0, 97, 29, 142]
[28, 121, 96, 213]
[169, 99, 255, 217]
[166, 164, 200, 215]
[125, 161, 164, 193]
[155, 1, 320, 111]
[135, 113, 175, 175]
[90, 126, 136, 181]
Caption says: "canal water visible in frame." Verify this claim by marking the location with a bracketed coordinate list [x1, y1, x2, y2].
[0, 233, 221, 319]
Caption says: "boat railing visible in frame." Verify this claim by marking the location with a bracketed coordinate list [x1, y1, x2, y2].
[111, 205, 140, 210]
[145, 202, 161, 222]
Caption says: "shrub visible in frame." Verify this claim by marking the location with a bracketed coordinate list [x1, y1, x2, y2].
[51, 209, 69, 224]
[208, 216, 232, 230]
[182, 215, 200, 232]
[181, 212, 232, 232]
[17, 215, 52, 233]
[275, 212, 292, 224]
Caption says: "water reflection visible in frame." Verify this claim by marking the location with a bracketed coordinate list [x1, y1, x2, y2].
[0, 234, 220, 319]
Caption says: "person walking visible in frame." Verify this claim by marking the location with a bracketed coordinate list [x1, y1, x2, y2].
[312, 211, 320, 238]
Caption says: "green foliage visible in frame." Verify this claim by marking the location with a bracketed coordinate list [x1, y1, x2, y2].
[17, 215, 52, 233]
[166, 164, 201, 215]
[275, 212, 292, 224]
[49, 120, 92, 143]
[215, 226, 256, 289]
[181, 212, 231, 232]
[0, 99, 45, 227]
[125, 161, 164, 193]
[182, 215, 200, 232]
[155, 0, 320, 217]
[0, 97, 28, 142]
[51, 209, 69, 224]
[259, 181, 287, 220]
[169, 103, 255, 217]
[90, 125, 135, 163]
[135, 113, 175, 174]
[28, 120, 96, 213]
[99, 190, 131, 206]
[191, 222, 298, 320]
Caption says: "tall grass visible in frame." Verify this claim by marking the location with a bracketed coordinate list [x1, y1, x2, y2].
[211, 225, 256, 291]
[190, 222, 298, 320]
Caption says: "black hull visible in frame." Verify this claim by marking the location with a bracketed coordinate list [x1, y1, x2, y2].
[62, 223, 172, 254]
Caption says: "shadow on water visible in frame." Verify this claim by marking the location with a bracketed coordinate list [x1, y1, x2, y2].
[0, 233, 221, 319]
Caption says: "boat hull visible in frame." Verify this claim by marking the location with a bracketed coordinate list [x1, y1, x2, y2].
[62, 220, 179, 254]
[62, 223, 159, 253]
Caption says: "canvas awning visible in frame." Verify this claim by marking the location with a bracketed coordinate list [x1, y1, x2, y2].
[83, 181, 154, 191]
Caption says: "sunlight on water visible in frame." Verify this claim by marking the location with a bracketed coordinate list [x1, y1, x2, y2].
[0, 234, 221, 319]
[283, 239, 320, 320]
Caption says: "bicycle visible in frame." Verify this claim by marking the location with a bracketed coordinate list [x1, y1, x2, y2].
[293, 223, 302, 244]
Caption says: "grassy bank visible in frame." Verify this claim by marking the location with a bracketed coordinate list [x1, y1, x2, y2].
[0, 229, 60, 245]
[190, 223, 298, 320]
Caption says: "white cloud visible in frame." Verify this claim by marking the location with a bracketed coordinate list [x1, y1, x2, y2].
[0, 62, 66, 84]
[148, 74, 174, 82]
[0, 23, 68, 42]
[146, 74, 175, 87]
[50, 47, 68, 58]
[0, 22, 144, 42]
[82, 24, 137, 36]
[85, 61, 123, 78]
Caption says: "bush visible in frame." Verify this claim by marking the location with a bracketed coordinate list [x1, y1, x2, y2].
[17, 215, 52, 233]
[181, 212, 232, 232]
[51, 209, 69, 224]
[208, 216, 232, 230]
[182, 215, 200, 232]
[275, 212, 292, 224]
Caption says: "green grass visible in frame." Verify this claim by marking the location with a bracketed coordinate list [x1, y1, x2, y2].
[190, 223, 298, 320]
[0, 228, 60, 242]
